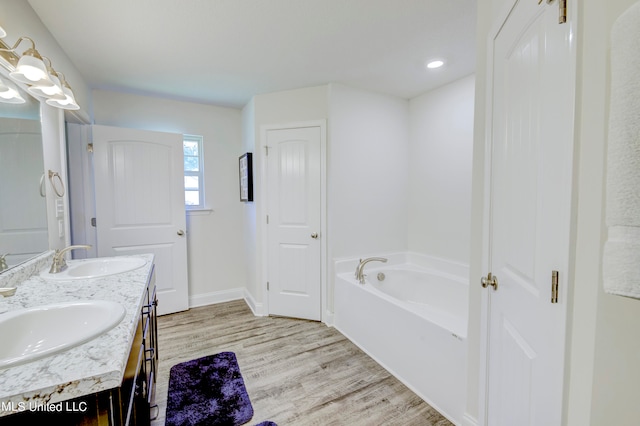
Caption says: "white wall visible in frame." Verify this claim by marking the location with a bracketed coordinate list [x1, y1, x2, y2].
[241, 98, 258, 307]
[408, 75, 475, 264]
[41, 105, 68, 250]
[466, 2, 492, 421]
[92, 90, 245, 305]
[580, 1, 640, 424]
[328, 84, 410, 259]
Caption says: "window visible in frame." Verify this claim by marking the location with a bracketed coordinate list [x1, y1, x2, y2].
[183, 135, 204, 209]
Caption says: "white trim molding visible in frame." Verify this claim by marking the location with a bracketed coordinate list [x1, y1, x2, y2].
[189, 288, 244, 309]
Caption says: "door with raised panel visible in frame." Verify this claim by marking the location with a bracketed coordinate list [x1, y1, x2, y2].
[484, 0, 575, 424]
[266, 126, 322, 321]
[93, 125, 189, 315]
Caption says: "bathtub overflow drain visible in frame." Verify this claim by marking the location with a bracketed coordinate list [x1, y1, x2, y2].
[377, 272, 386, 281]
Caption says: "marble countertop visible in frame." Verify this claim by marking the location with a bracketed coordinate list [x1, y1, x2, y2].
[0, 252, 154, 417]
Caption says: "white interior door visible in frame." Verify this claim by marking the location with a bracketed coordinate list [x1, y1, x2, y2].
[266, 126, 322, 321]
[484, 1, 575, 424]
[93, 125, 189, 316]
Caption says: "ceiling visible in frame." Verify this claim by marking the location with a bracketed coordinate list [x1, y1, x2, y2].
[28, 0, 477, 109]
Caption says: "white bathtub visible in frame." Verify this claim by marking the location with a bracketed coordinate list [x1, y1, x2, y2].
[333, 255, 468, 425]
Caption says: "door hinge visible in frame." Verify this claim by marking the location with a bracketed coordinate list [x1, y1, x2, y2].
[267, 281, 270, 291]
[264, 145, 270, 156]
[539, 0, 567, 24]
[266, 215, 269, 224]
[558, 0, 567, 24]
[91, 217, 97, 227]
[87, 143, 94, 153]
[551, 270, 559, 303]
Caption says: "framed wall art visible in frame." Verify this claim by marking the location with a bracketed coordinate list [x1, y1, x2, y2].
[239, 152, 253, 202]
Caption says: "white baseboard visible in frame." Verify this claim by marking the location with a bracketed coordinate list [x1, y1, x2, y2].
[323, 310, 334, 326]
[462, 413, 478, 426]
[244, 288, 265, 316]
[188, 288, 244, 308]
[187, 287, 267, 317]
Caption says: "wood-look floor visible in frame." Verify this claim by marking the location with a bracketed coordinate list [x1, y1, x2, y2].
[150, 300, 453, 426]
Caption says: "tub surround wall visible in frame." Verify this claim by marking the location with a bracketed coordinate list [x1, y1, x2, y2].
[327, 84, 411, 316]
[334, 251, 469, 280]
[408, 75, 475, 264]
[327, 84, 410, 259]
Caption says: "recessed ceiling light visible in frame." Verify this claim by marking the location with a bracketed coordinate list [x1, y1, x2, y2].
[426, 60, 444, 69]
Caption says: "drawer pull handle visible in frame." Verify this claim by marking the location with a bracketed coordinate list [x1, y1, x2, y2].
[145, 347, 155, 360]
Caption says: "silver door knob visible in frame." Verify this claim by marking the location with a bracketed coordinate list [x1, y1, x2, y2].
[481, 272, 498, 291]
[311, 232, 319, 239]
[177, 230, 185, 236]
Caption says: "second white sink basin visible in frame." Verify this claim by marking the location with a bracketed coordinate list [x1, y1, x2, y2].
[41, 257, 146, 280]
[0, 300, 125, 369]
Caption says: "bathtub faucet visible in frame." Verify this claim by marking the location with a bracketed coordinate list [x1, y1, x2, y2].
[355, 257, 387, 284]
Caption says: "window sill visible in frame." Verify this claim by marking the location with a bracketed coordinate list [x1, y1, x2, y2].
[186, 208, 213, 216]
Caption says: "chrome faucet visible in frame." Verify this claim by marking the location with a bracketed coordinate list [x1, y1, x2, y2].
[354, 257, 387, 284]
[49, 245, 91, 274]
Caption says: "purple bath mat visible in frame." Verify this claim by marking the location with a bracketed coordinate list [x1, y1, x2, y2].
[166, 352, 254, 426]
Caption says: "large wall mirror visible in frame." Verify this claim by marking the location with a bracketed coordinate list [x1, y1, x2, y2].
[0, 75, 48, 272]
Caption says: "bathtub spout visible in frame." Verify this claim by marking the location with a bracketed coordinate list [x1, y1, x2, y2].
[355, 257, 388, 284]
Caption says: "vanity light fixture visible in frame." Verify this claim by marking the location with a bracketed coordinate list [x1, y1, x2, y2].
[426, 59, 445, 69]
[0, 78, 25, 104]
[2, 37, 55, 87]
[28, 57, 65, 101]
[0, 27, 80, 110]
[45, 72, 80, 110]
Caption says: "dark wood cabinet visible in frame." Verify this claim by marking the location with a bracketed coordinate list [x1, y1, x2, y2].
[115, 264, 158, 426]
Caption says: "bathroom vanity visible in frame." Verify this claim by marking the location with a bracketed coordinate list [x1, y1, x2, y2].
[0, 253, 158, 426]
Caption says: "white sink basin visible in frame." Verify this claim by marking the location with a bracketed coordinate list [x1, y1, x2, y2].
[0, 300, 125, 369]
[41, 257, 146, 280]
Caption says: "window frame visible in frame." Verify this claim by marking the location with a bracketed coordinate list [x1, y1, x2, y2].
[183, 134, 205, 210]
